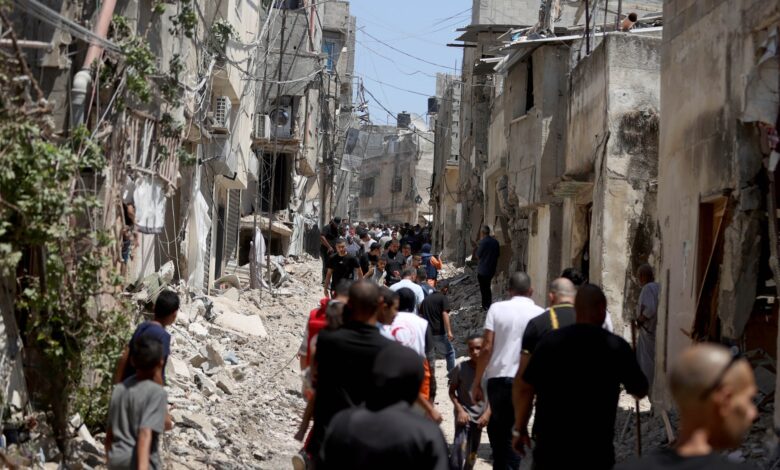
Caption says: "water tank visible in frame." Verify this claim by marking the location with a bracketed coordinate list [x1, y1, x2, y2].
[397, 112, 411, 129]
[427, 97, 439, 114]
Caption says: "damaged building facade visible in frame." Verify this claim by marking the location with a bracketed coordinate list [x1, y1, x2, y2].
[445, 0, 663, 322]
[654, 0, 780, 414]
[430, 73, 462, 260]
[356, 118, 434, 224]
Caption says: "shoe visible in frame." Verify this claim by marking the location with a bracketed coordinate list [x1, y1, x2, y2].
[292, 451, 307, 470]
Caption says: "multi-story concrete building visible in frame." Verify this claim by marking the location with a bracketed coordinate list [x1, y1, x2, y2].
[431, 74, 462, 260]
[655, 0, 780, 412]
[357, 122, 434, 224]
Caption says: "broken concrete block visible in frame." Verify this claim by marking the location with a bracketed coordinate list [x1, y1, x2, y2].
[214, 312, 268, 338]
[178, 411, 216, 436]
[190, 353, 208, 368]
[188, 322, 209, 340]
[167, 356, 191, 380]
[232, 366, 247, 382]
[215, 372, 235, 395]
[221, 287, 241, 302]
[206, 342, 226, 368]
[194, 373, 220, 397]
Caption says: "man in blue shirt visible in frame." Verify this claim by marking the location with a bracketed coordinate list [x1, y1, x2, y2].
[472, 225, 500, 311]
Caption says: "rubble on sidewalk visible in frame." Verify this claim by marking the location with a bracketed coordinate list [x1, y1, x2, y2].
[161, 256, 323, 469]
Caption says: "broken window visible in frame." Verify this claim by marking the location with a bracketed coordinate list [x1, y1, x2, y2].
[525, 57, 535, 113]
[257, 152, 292, 213]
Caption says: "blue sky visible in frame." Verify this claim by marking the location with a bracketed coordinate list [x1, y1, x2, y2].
[349, 0, 472, 125]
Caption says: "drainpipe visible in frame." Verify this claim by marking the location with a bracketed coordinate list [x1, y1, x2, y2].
[71, 0, 117, 127]
[621, 12, 638, 32]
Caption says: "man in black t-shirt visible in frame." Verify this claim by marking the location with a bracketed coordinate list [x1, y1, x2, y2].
[511, 277, 576, 465]
[323, 238, 362, 297]
[384, 240, 403, 286]
[514, 284, 648, 470]
[308, 281, 392, 466]
[320, 217, 341, 281]
[615, 344, 757, 470]
[321, 342, 449, 470]
[418, 281, 454, 371]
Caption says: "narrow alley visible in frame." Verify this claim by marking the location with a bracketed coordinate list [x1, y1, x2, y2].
[1, 0, 780, 469]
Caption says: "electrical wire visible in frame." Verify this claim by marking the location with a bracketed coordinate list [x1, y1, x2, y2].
[359, 28, 458, 71]
[13, 0, 121, 53]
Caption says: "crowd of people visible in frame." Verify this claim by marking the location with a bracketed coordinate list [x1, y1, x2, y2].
[100, 218, 760, 470]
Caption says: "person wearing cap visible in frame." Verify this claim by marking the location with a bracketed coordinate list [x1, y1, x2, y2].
[320, 217, 342, 281]
[320, 343, 449, 469]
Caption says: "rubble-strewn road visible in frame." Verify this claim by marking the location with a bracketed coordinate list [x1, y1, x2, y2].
[161, 258, 322, 469]
[155, 260, 777, 469]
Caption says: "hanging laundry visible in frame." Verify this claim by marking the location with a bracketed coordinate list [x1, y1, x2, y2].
[133, 176, 167, 234]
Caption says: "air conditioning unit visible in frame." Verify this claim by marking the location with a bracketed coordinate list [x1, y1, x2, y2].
[206, 136, 237, 176]
[253, 113, 271, 140]
[213, 96, 232, 132]
[269, 105, 292, 139]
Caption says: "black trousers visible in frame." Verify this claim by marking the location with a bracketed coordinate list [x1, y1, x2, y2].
[487, 377, 521, 470]
[477, 274, 493, 311]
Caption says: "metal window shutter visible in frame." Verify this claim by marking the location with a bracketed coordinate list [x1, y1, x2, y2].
[224, 189, 241, 264]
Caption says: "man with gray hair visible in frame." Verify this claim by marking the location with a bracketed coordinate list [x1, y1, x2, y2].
[471, 272, 543, 470]
[616, 344, 757, 469]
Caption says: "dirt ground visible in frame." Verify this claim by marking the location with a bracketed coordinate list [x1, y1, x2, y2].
[151, 259, 777, 469]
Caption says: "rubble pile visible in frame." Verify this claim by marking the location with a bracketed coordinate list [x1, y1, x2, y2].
[158, 257, 322, 469]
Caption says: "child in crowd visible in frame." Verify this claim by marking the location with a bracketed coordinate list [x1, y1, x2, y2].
[114, 290, 179, 385]
[106, 335, 169, 470]
[449, 334, 491, 470]
[366, 256, 388, 286]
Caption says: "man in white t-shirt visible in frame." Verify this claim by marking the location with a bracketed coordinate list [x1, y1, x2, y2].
[472, 272, 543, 470]
[390, 268, 426, 312]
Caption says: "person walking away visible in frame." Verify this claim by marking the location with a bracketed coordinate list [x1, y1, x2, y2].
[417, 268, 435, 298]
[389, 288, 442, 423]
[320, 217, 341, 281]
[320, 344, 449, 470]
[514, 284, 648, 470]
[472, 226, 500, 311]
[635, 263, 660, 394]
[511, 278, 576, 435]
[389, 268, 425, 312]
[450, 334, 491, 470]
[615, 343, 757, 470]
[298, 281, 350, 373]
[105, 335, 169, 470]
[561, 267, 614, 332]
[471, 272, 543, 470]
[307, 281, 392, 466]
[419, 280, 455, 371]
[323, 238, 362, 298]
[421, 244, 442, 287]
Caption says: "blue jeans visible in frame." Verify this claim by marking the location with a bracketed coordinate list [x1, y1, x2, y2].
[431, 334, 456, 371]
[487, 377, 521, 470]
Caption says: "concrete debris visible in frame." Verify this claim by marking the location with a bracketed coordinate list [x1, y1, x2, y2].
[214, 311, 269, 338]
[161, 257, 324, 468]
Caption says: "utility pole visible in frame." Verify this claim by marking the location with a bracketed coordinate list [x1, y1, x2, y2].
[266, 8, 286, 292]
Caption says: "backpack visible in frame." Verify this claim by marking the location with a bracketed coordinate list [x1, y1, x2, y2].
[422, 254, 442, 280]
